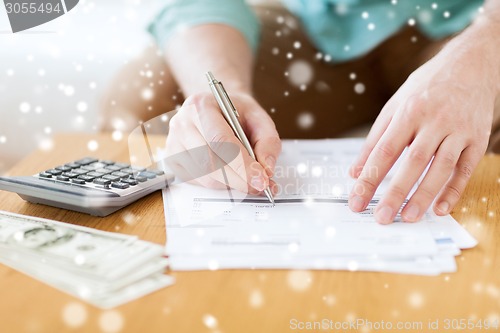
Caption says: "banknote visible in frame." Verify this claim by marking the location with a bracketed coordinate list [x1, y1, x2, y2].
[0, 211, 136, 263]
[0, 210, 173, 308]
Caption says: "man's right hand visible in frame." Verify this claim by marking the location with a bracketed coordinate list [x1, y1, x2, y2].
[165, 91, 281, 195]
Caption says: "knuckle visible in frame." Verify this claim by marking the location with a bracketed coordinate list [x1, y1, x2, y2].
[210, 133, 230, 144]
[357, 176, 378, 194]
[209, 133, 235, 155]
[403, 95, 427, 119]
[375, 142, 397, 160]
[457, 162, 473, 179]
[444, 183, 462, 200]
[439, 151, 457, 169]
[387, 184, 407, 201]
[416, 185, 436, 202]
[408, 148, 428, 164]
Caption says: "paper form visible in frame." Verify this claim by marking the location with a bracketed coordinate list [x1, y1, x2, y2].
[162, 139, 476, 275]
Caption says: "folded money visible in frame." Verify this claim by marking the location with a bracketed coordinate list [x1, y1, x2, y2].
[0, 210, 174, 309]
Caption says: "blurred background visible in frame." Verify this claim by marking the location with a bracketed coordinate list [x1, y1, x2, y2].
[0, 0, 172, 174]
[0, 0, 308, 175]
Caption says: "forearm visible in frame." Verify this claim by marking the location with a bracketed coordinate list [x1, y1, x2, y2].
[483, 0, 500, 23]
[439, 1, 500, 95]
[165, 24, 254, 96]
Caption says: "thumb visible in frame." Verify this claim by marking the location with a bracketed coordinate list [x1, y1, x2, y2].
[253, 136, 282, 177]
[239, 97, 282, 177]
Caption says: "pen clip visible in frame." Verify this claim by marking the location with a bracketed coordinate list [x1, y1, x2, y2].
[219, 82, 239, 117]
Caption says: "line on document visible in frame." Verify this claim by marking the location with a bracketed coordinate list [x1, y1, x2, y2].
[193, 198, 380, 204]
[212, 241, 300, 246]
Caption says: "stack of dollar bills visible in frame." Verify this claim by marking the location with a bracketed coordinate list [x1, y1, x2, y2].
[0, 210, 174, 309]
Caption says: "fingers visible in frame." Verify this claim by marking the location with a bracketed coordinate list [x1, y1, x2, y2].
[166, 116, 232, 190]
[242, 101, 281, 177]
[348, 114, 413, 214]
[190, 95, 270, 193]
[253, 136, 281, 177]
[180, 132, 248, 192]
[349, 97, 397, 178]
[400, 137, 462, 221]
[433, 145, 483, 215]
[269, 179, 279, 196]
[173, 116, 263, 194]
[374, 132, 444, 224]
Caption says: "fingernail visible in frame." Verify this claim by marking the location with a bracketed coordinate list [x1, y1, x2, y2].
[265, 156, 276, 175]
[350, 195, 365, 211]
[376, 206, 394, 224]
[404, 204, 420, 221]
[251, 176, 266, 191]
[437, 201, 450, 214]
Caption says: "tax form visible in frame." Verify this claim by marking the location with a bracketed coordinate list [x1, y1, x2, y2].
[162, 139, 476, 275]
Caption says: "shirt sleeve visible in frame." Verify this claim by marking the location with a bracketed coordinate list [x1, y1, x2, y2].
[148, 0, 261, 52]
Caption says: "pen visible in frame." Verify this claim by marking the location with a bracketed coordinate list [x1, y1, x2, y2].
[205, 71, 275, 206]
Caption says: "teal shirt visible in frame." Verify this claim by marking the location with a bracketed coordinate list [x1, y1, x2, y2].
[149, 0, 484, 63]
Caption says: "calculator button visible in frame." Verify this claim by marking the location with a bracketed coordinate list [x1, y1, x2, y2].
[132, 176, 148, 183]
[122, 179, 138, 186]
[96, 168, 113, 175]
[46, 169, 62, 176]
[111, 171, 129, 178]
[62, 172, 78, 178]
[56, 175, 70, 182]
[100, 160, 115, 165]
[90, 162, 107, 169]
[71, 178, 86, 185]
[138, 171, 156, 179]
[56, 165, 72, 172]
[103, 175, 121, 182]
[77, 175, 95, 182]
[65, 163, 81, 169]
[148, 169, 165, 176]
[87, 172, 105, 178]
[82, 165, 98, 171]
[114, 163, 130, 169]
[120, 168, 134, 175]
[111, 182, 129, 189]
[75, 158, 98, 165]
[94, 178, 112, 186]
[105, 165, 122, 172]
[132, 166, 146, 172]
[39, 172, 52, 178]
[72, 169, 89, 175]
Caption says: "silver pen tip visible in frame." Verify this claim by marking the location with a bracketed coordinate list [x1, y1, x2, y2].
[264, 188, 275, 206]
[205, 71, 216, 83]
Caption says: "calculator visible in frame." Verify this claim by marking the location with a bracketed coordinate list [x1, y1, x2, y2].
[0, 157, 173, 216]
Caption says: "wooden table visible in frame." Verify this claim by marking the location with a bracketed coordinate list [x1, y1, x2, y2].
[0, 133, 499, 333]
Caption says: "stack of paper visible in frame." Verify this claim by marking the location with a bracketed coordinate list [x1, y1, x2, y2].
[0, 211, 174, 308]
[163, 139, 477, 275]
